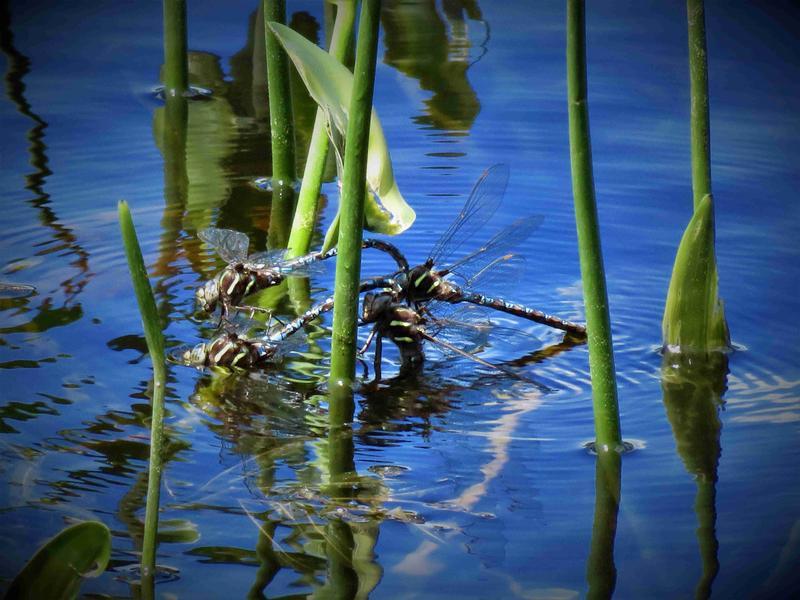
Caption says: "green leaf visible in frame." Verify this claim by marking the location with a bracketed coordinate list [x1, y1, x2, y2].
[118, 201, 166, 366]
[6, 521, 112, 600]
[267, 21, 415, 235]
[662, 194, 730, 352]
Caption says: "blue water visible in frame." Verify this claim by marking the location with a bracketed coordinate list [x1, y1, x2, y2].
[1, 1, 799, 597]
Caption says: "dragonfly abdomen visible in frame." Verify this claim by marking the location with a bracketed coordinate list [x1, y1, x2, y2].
[459, 292, 587, 337]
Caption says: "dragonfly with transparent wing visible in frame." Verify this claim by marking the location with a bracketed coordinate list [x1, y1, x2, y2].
[361, 164, 586, 336]
[195, 227, 409, 318]
[177, 278, 401, 369]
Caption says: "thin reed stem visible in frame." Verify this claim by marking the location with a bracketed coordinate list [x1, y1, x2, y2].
[566, 0, 621, 450]
[328, 0, 381, 394]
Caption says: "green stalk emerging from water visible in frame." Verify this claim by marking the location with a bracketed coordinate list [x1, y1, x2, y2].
[688, 0, 711, 210]
[286, 1, 356, 258]
[566, 0, 622, 450]
[118, 201, 166, 589]
[662, 0, 729, 352]
[328, 0, 381, 395]
[264, 0, 296, 187]
[162, 0, 187, 95]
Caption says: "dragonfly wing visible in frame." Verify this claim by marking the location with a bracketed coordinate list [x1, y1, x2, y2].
[445, 215, 542, 287]
[199, 228, 250, 264]
[427, 164, 509, 268]
[425, 308, 492, 354]
[263, 329, 307, 362]
[246, 249, 286, 268]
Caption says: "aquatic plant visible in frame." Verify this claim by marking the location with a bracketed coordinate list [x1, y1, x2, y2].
[328, 0, 382, 395]
[263, 0, 296, 248]
[162, 0, 187, 95]
[268, 19, 415, 241]
[286, 0, 356, 258]
[5, 521, 111, 599]
[662, 0, 729, 352]
[566, 0, 622, 450]
[118, 201, 167, 587]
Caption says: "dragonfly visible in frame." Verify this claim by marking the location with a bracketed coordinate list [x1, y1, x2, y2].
[195, 228, 409, 318]
[361, 164, 586, 337]
[178, 279, 400, 369]
[174, 315, 306, 369]
[358, 289, 530, 382]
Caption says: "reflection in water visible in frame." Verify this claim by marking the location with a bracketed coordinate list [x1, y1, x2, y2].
[586, 450, 621, 599]
[382, 0, 483, 131]
[1, 3, 92, 329]
[662, 352, 727, 599]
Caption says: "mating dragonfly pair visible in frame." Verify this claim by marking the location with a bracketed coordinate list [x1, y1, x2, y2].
[177, 165, 586, 378]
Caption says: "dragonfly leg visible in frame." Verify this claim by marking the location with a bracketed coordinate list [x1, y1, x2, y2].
[373, 334, 383, 382]
[358, 325, 378, 356]
[231, 304, 273, 318]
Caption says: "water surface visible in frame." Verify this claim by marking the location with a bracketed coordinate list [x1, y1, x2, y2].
[1, 1, 798, 597]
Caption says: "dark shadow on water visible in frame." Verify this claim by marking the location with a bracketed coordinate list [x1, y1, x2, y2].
[662, 351, 727, 600]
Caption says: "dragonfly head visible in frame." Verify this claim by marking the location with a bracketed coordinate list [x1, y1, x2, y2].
[183, 342, 208, 367]
[195, 279, 220, 313]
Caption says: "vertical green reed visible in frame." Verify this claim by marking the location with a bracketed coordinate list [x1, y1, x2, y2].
[662, 0, 729, 352]
[687, 0, 711, 210]
[566, 0, 622, 450]
[118, 201, 166, 589]
[162, 0, 188, 95]
[264, 0, 296, 190]
[286, 1, 357, 258]
[328, 0, 382, 395]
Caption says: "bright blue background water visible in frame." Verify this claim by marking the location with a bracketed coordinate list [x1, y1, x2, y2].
[1, 1, 798, 597]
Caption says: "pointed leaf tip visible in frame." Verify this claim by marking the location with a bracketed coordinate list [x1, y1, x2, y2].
[268, 21, 415, 235]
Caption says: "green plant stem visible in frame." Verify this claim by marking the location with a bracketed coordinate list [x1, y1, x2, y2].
[688, 0, 711, 210]
[162, 0, 188, 95]
[328, 0, 381, 394]
[118, 202, 167, 586]
[264, 0, 296, 189]
[287, 1, 356, 258]
[566, 0, 621, 450]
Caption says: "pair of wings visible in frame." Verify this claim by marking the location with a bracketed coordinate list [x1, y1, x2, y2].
[198, 228, 321, 275]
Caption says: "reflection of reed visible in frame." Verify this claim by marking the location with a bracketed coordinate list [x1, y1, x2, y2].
[382, 0, 482, 131]
[1, 3, 92, 309]
[586, 449, 621, 599]
[662, 352, 727, 599]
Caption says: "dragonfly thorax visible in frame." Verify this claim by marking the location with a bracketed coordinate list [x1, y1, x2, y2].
[405, 264, 460, 303]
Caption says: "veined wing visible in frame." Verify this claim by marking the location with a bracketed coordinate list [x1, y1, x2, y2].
[442, 215, 541, 288]
[199, 227, 250, 264]
[427, 164, 509, 269]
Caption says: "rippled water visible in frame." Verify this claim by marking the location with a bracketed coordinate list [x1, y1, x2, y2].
[1, 1, 798, 598]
